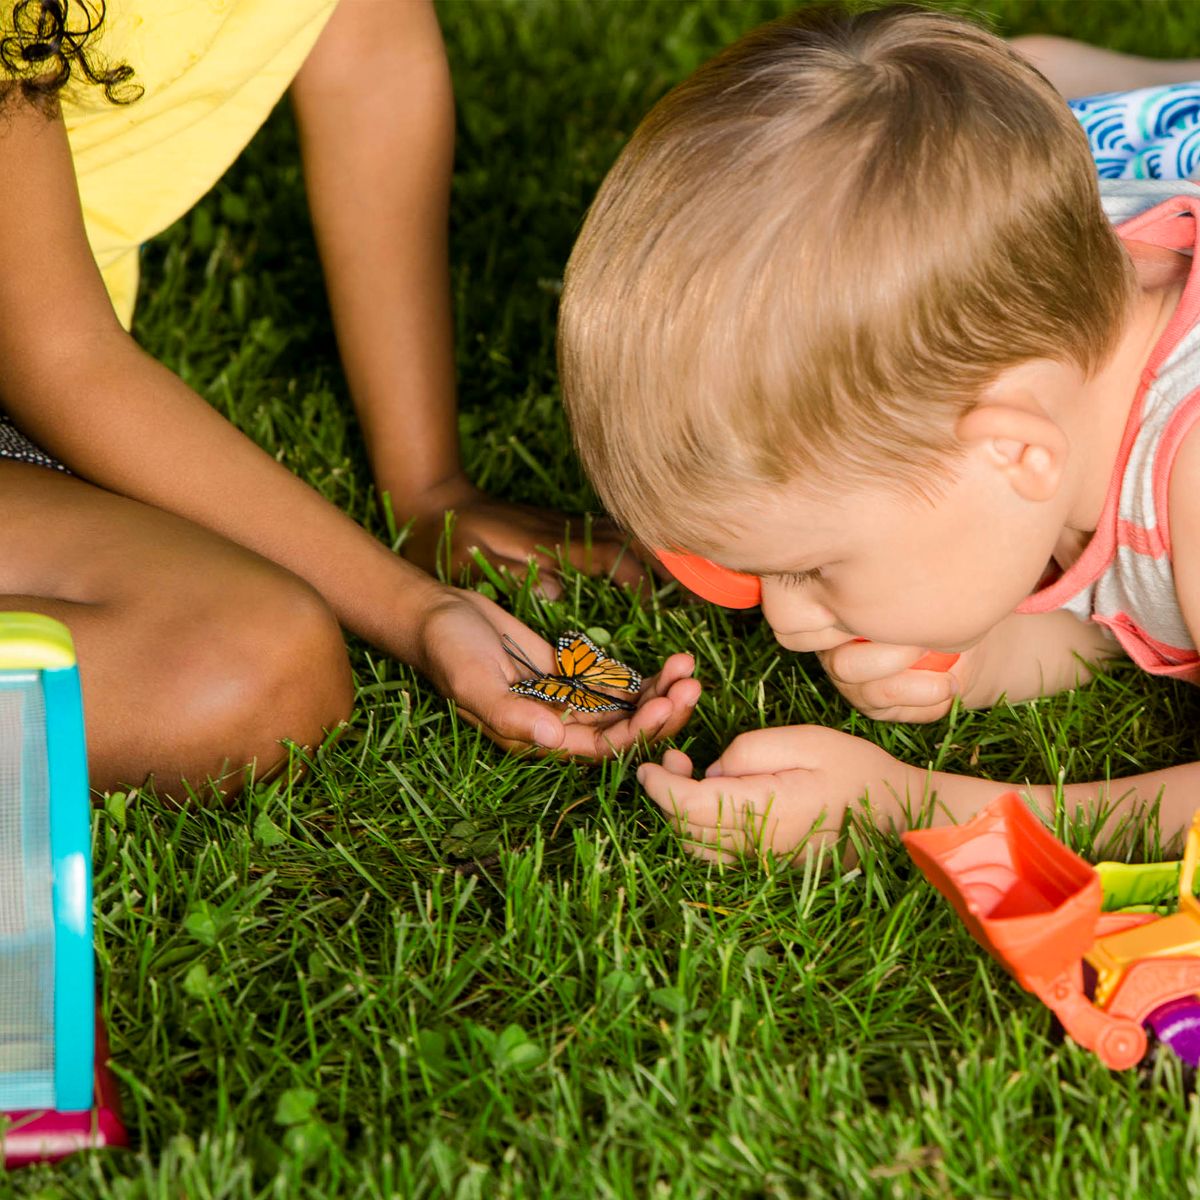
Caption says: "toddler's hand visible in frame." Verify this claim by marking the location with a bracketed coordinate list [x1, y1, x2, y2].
[415, 586, 700, 758]
[638, 726, 917, 864]
[817, 640, 975, 723]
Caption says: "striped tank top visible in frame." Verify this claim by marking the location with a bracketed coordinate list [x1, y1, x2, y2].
[1016, 190, 1200, 682]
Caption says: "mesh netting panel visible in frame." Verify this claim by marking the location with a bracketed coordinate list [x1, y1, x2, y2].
[0, 674, 55, 1111]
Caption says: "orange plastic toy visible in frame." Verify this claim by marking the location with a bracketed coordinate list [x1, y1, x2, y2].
[904, 792, 1200, 1070]
[653, 549, 763, 609]
[654, 549, 960, 672]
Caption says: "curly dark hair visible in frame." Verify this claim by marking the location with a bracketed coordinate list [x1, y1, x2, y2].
[0, 0, 141, 107]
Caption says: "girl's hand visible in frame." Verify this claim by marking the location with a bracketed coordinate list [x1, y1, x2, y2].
[817, 639, 978, 723]
[400, 476, 650, 598]
[638, 726, 919, 863]
[414, 586, 700, 757]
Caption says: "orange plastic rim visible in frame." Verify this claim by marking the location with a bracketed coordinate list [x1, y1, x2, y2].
[654, 549, 762, 608]
[911, 651, 960, 672]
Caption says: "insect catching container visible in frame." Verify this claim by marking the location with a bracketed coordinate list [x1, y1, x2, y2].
[0, 613, 124, 1163]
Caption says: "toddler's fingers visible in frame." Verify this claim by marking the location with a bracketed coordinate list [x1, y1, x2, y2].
[855, 670, 957, 714]
[676, 829, 742, 866]
[677, 817, 760, 861]
[637, 767, 749, 860]
[821, 640, 935, 684]
[666, 800, 837, 865]
[661, 748, 694, 776]
[637, 761, 703, 812]
[640, 765, 731, 849]
[705, 725, 838, 779]
[640, 766, 772, 830]
[641, 766, 841, 864]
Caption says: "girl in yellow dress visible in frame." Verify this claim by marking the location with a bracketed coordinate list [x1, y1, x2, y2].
[0, 0, 699, 797]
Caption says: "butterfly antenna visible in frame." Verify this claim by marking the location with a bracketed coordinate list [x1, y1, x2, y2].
[501, 634, 542, 676]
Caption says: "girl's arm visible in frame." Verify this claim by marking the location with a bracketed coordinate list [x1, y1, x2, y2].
[0, 91, 698, 755]
[290, 0, 460, 544]
[289, 0, 647, 590]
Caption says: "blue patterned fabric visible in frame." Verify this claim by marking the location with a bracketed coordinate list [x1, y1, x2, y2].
[1070, 83, 1200, 180]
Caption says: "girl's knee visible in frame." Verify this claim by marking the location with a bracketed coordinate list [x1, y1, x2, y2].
[178, 569, 353, 756]
[99, 564, 353, 798]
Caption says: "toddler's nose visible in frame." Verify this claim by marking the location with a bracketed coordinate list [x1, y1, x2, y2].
[760, 581, 838, 641]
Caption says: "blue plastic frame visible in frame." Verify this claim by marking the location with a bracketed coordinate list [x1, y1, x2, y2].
[42, 663, 93, 1113]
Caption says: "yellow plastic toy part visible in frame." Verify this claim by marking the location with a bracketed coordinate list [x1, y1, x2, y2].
[0, 612, 77, 670]
[1087, 812, 1200, 1008]
[1179, 811, 1200, 918]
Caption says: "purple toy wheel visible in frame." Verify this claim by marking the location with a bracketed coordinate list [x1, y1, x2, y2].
[1145, 997, 1200, 1066]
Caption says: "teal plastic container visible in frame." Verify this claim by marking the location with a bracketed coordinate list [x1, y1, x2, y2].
[0, 614, 93, 1114]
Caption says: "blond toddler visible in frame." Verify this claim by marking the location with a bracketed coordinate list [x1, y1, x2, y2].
[559, 3, 1200, 860]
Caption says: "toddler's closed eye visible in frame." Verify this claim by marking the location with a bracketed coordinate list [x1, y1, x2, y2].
[777, 568, 822, 587]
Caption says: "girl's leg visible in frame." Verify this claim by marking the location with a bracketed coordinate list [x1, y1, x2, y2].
[0, 462, 354, 800]
[1011, 35, 1200, 101]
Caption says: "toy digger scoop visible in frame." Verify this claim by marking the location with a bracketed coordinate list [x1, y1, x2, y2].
[903, 793, 1101, 983]
[905, 792, 1200, 1070]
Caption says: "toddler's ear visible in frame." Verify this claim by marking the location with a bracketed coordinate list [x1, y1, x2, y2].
[955, 398, 1066, 503]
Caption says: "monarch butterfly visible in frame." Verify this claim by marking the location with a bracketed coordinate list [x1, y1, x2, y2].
[502, 632, 642, 713]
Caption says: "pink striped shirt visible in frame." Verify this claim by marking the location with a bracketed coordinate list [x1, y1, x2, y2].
[1016, 194, 1200, 683]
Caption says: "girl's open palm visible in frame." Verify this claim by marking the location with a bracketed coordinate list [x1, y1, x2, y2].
[415, 587, 700, 756]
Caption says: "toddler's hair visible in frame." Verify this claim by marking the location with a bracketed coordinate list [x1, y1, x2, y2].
[559, 3, 1136, 551]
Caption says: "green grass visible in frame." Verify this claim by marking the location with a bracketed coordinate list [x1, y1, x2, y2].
[11, 0, 1200, 1195]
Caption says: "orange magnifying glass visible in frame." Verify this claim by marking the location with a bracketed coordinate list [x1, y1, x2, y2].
[654, 549, 959, 672]
[654, 548, 763, 609]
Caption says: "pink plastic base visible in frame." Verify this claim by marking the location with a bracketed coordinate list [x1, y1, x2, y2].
[2, 1020, 128, 1167]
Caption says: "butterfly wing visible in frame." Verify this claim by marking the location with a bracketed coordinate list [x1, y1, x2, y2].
[554, 632, 642, 693]
[509, 675, 633, 713]
[559, 684, 634, 713]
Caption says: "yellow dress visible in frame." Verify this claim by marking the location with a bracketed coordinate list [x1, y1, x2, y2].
[61, 0, 338, 329]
